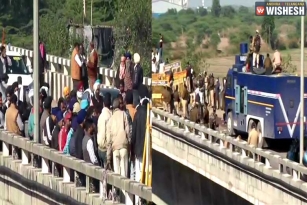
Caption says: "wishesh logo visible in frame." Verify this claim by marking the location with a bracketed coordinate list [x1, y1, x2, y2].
[256, 6, 265, 16]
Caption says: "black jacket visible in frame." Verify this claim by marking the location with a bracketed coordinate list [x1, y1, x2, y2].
[131, 104, 147, 159]
[51, 125, 60, 150]
[133, 64, 143, 90]
[43, 116, 55, 147]
[74, 125, 85, 160]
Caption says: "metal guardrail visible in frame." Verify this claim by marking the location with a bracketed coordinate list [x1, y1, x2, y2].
[151, 107, 307, 183]
[8, 45, 152, 86]
[0, 130, 152, 203]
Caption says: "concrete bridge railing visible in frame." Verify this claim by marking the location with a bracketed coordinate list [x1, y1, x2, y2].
[0, 130, 152, 204]
[8, 45, 152, 99]
[152, 107, 307, 204]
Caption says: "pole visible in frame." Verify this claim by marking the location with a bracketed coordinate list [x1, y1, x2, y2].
[91, 0, 93, 26]
[145, 103, 150, 185]
[33, 0, 40, 144]
[299, 12, 305, 165]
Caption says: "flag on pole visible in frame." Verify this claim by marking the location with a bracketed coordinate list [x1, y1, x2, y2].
[83, 0, 86, 17]
[1, 28, 5, 45]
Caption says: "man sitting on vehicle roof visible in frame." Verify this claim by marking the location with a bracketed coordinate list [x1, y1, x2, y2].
[264, 53, 273, 74]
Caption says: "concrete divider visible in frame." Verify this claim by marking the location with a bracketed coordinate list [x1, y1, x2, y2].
[0, 130, 152, 204]
[152, 107, 307, 204]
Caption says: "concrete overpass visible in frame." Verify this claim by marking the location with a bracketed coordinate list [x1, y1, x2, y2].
[1, 45, 152, 204]
[152, 108, 307, 205]
[6, 45, 307, 204]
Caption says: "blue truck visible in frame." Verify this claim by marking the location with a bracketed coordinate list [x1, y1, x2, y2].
[224, 43, 307, 148]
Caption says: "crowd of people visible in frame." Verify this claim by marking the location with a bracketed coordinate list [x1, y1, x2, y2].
[160, 67, 226, 126]
[0, 39, 150, 203]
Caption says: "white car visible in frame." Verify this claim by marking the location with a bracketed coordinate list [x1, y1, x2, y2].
[6, 50, 33, 87]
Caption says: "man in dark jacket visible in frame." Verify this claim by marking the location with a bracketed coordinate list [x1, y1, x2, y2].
[39, 38, 46, 88]
[50, 111, 62, 177]
[131, 84, 149, 204]
[72, 109, 87, 160]
[51, 112, 63, 151]
[71, 109, 87, 187]
[132, 53, 143, 90]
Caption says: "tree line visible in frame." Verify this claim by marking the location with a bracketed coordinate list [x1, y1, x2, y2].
[153, 0, 305, 51]
[0, 0, 151, 77]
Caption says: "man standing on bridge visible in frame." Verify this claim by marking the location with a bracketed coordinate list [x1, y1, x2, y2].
[71, 43, 84, 91]
[247, 122, 259, 148]
[131, 85, 150, 204]
[87, 42, 98, 90]
[5, 94, 24, 136]
[39, 37, 47, 88]
[0, 46, 11, 101]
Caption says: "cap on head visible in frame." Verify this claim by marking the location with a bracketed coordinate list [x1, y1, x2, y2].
[256, 30, 259, 33]
[73, 102, 81, 113]
[133, 53, 141, 63]
[63, 87, 70, 97]
[77, 82, 84, 91]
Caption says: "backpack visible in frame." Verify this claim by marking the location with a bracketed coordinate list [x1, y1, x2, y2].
[287, 139, 299, 162]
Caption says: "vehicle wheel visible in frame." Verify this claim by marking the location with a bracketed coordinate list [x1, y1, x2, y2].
[227, 112, 235, 136]
[248, 119, 256, 133]
[256, 122, 266, 148]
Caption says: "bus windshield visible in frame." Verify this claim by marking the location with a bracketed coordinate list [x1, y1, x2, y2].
[7, 56, 30, 75]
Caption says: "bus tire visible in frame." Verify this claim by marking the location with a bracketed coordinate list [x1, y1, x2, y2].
[227, 112, 235, 136]
[257, 122, 268, 148]
[248, 119, 256, 133]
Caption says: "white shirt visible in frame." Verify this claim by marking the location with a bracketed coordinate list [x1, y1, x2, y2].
[43, 116, 53, 145]
[74, 54, 83, 67]
[87, 139, 98, 164]
[195, 88, 204, 104]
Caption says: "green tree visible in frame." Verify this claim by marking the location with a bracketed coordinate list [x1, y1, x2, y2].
[210, 33, 220, 49]
[113, 0, 151, 77]
[197, 7, 208, 17]
[261, 0, 275, 48]
[295, 17, 307, 46]
[211, 0, 221, 17]
[282, 54, 297, 73]
[221, 6, 236, 18]
[261, 16, 275, 48]
[238, 6, 249, 14]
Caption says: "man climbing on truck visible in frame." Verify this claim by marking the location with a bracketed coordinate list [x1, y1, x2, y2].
[272, 49, 282, 73]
